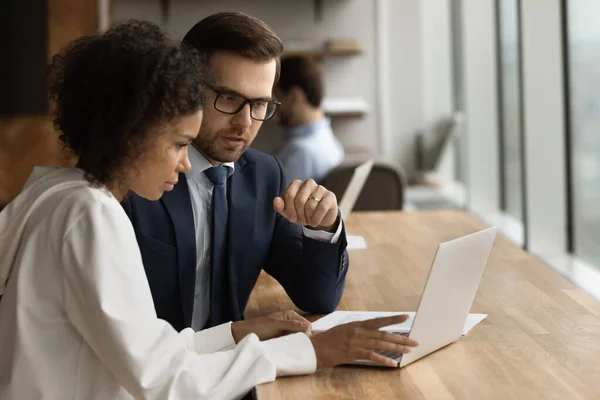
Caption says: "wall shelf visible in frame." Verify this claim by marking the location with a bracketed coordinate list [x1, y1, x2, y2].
[323, 97, 369, 119]
[328, 111, 365, 119]
[283, 48, 362, 59]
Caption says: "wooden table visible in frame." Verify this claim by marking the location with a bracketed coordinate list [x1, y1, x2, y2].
[247, 211, 600, 400]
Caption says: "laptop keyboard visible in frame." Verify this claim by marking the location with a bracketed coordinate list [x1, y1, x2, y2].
[376, 332, 409, 360]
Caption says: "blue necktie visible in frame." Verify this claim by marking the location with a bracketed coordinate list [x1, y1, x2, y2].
[204, 166, 230, 327]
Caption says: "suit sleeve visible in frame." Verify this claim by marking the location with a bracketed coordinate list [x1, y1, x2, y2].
[263, 156, 349, 314]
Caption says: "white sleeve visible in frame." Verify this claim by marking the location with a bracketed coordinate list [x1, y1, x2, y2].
[61, 202, 316, 400]
[302, 215, 344, 243]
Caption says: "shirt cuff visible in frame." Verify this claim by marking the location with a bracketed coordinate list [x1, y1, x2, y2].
[261, 332, 317, 377]
[302, 215, 344, 244]
[186, 322, 236, 354]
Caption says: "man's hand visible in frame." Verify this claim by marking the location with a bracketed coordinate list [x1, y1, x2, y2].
[310, 315, 419, 368]
[273, 179, 339, 232]
[231, 310, 312, 343]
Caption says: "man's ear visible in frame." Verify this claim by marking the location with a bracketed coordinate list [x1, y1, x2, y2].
[288, 86, 307, 103]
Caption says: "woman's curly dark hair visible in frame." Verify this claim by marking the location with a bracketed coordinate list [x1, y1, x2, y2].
[48, 20, 208, 186]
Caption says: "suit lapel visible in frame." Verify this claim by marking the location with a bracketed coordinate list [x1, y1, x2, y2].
[161, 172, 197, 327]
[227, 156, 257, 320]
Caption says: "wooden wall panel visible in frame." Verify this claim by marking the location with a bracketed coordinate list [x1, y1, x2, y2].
[0, 116, 67, 206]
[0, 0, 100, 208]
[48, 0, 99, 60]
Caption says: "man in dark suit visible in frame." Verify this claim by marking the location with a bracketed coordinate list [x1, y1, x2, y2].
[124, 12, 349, 332]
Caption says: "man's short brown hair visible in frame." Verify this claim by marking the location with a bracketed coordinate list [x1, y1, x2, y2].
[182, 12, 284, 83]
[277, 55, 324, 108]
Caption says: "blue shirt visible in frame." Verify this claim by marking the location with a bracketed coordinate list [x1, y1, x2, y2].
[275, 118, 345, 185]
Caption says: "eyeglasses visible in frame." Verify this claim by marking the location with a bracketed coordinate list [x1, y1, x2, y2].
[210, 87, 281, 121]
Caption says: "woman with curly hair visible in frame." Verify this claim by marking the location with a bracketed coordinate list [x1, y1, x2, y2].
[0, 20, 416, 400]
[0, 20, 284, 399]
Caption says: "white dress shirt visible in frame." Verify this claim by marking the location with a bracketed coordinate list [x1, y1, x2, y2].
[185, 147, 343, 331]
[185, 148, 235, 330]
[0, 167, 316, 400]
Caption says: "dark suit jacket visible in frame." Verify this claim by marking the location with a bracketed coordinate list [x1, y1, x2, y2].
[123, 148, 349, 331]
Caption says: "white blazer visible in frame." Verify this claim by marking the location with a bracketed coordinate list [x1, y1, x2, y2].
[0, 167, 316, 400]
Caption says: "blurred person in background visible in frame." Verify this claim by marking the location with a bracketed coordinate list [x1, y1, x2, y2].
[274, 55, 344, 185]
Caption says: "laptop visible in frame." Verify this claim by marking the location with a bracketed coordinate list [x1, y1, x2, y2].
[338, 159, 374, 220]
[312, 226, 497, 367]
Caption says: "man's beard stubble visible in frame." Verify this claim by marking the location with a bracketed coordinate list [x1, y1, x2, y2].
[192, 126, 251, 163]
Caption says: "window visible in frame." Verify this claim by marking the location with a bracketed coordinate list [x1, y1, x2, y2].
[566, 0, 600, 266]
[450, 0, 466, 185]
[496, 0, 524, 221]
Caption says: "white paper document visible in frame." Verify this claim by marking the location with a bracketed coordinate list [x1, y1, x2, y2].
[312, 311, 487, 334]
[347, 235, 368, 250]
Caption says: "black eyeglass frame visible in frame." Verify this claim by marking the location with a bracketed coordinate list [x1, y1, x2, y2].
[209, 87, 281, 121]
